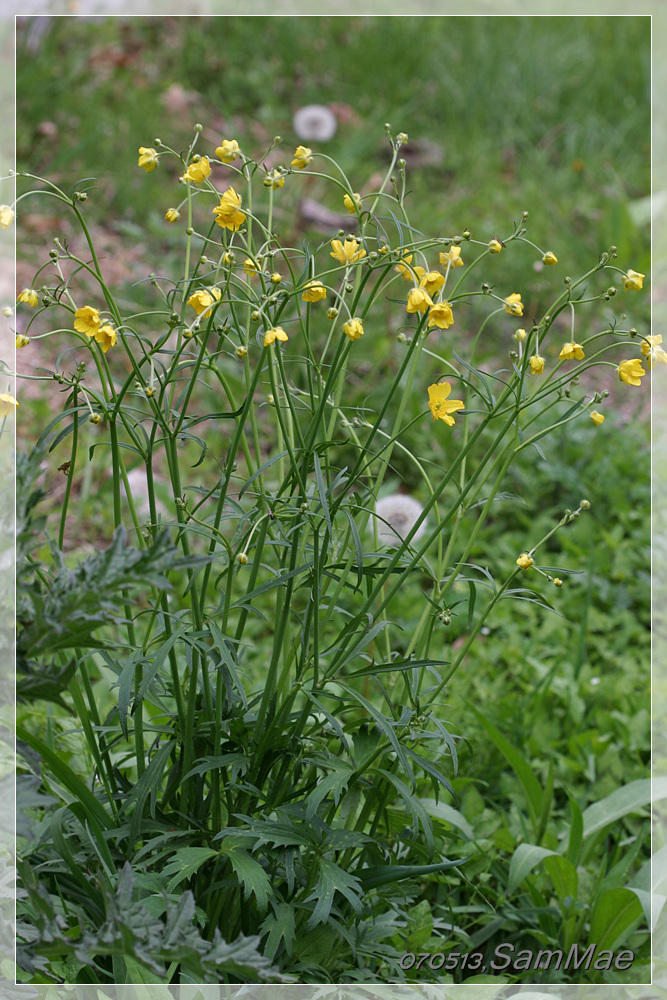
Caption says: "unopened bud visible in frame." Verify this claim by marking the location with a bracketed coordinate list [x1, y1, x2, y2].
[581, 499, 591, 509]
[237, 552, 248, 565]
[89, 413, 102, 424]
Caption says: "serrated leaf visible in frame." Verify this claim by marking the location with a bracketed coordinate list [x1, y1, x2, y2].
[218, 838, 272, 913]
[304, 857, 362, 928]
[161, 848, 218, 892]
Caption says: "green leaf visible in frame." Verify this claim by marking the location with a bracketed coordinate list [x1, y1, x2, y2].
[356, 857, 464, 890]
[469, 705, 543, 833]
[582, 778, 659, 839]
[260, 902, 296, 961]
[565, 791, 583, 866]
[305, 760, 354, 819]
[588, 887, 644, 951]
[219, 838, 272, 914]
[161, 848, 218, 892]
[312, 451, 332, 539]
[420, 798, 474, 841]
[543, 855, 578, 903]
[507, 843, 558, 895]
[304, 857, 362, 928]
[16, 724, 113, 831]
[405, 899, 433, 951]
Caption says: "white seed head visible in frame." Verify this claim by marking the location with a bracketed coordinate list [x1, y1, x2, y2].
[374, 494, 426, 547]
[293, 104, 337, 141]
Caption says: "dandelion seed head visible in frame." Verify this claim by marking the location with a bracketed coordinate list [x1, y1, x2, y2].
[293, 104, 337, 142]
[374, 494, 426, 547]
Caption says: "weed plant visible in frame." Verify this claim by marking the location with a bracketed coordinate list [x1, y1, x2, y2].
[8, 124, 651, 984]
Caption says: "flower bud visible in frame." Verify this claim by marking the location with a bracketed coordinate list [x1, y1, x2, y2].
[326, 307, 338, 320]
[145, 386, 155, 397]
[49, 249, 58, 259]
[270, 272, 282, 284]
[89, 412, 102, 424]
[553, 577, 563, 587]
[453, 235, 462, 245]
[15, 334, 29, 348]
[267, 394, 275, 405]
[345, 283, 354, 293]
[237, 552, 248, 565]
[236, 346, 248, 358]
[397, 332, 406, 343]
[462, 230, 471, 240]
[581, 499, 590, 509]
[607, 287, 617, 296]
[195, 123, 203, 132]
[186, 227, 194, 236]
[200, 256, 208, 265]
[251, 310, 260, 321]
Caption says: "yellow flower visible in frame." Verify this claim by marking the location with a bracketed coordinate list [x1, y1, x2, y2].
[530, 355, 545, 374]
[504, 293, 524, 316]
[514, 328, 527, 342]
[15, 334, 29, 348]
[244, 258, 259, 276]
[0, 205, 14, 229]
[622, 269, 645, 291]
[489, 238, 503, 254]
[419, 271, 446, 297]
[187, 287, 222, 317]
[73, 305, 101, 336]
[406, 288, 433, 314]
[343, 318, 364, 341]
[617, 358, 646, 386]
[542, 251, 558, 265]
[516, 553, 533, 570]
[0, 393, 18, 416]
[264, 326, 289, 346]
[428, 382, 465, 426]
[427, 301, 454, 329]
[302, 280, 327, 303]
[590, 410, 605, 425]
[17, 289, 38, 307]
[330, 237, 366, 265]
[165, 208, 180, 223]
[343, 192, 362, 213]
[183, 157, 211, 184]
[439, 247, 464, 267]
[395, 254, 415, 281]
[138, 147, 159, 172]
[212, 187, 246, 231]
[94, 324, 117, 353]
[640, 334, 667, 368]
[215, 139, 241, 163]
[264, 169, 285, 189]
[291, 145, 313, 170]
[559, 341, 585, 360]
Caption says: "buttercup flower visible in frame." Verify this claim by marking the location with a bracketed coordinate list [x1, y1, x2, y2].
[73, 306, 101, 336]
[622, 269, 645, 291]
[187, 287, 222, 318]
[489, 239, 503, 254]
[165, 208, 180, 223]
[215, 139, 241, 163]
[406, 288, 433, 314]
[264, 326, 289, 346]
[183, 157, 211, 183]
[440, 247, 464, 267]
[514, 328, 527, 342]
[138, 147, 159, 172]
[516, 553, 533, 570]
[530, 355, 545, 374]
[291, 145, 313, 170]
[330, 237, 366, 265]
[0, 205, 14, 229]
[293, 104, 337, 141]
[343, 318, 364, 341]
[419, 271, 446, 297]
[395, 255, 416, 281]
[640, 334, 667, 369]
[213, 187, 246, 231]
[344, 192, 362, 213]
[15, 335, 29, 348]
[504, 293, 524, 316]
[542, 251, 558, 265]
[94, 324, 117, 353]
[17, 289, 38, 307]
[264, 168, 285, 189]
[244, 258, 259, 275]
[0, 393, 18, 417]
[428, 382, 465, 425]
[302, 280, 327, 303]
[559, 341, 585, 360]
[590, 411, 605, 425]
[374, 494, 426, 547]
[617, 358, 646, 386]
[427, 301, 454, 329]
